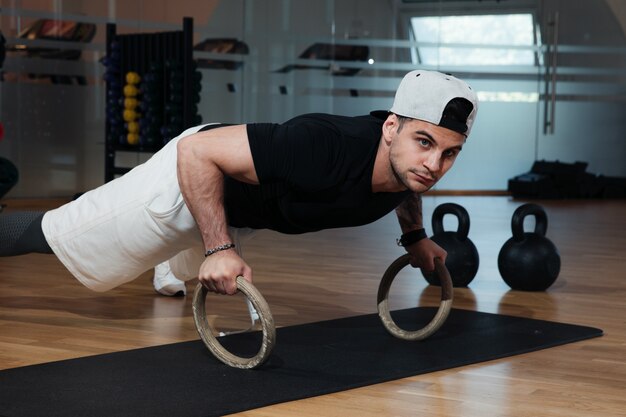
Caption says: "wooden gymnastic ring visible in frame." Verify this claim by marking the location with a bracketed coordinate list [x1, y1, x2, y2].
[377, 255, 453, 341]
[192, 276, 276, 369]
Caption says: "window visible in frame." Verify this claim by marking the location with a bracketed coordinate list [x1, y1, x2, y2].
[410, 13, 539, 66]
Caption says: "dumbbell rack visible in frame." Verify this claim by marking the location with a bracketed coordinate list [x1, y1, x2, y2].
[104, 17, 195, 182]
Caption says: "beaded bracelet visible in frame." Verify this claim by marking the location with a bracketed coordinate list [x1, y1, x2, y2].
[205, 243, 236, 257]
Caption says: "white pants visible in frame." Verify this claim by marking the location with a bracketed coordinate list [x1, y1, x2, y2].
[42, 124, 248, 292]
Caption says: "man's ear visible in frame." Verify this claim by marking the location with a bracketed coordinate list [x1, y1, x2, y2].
[382, 114, 398, 145]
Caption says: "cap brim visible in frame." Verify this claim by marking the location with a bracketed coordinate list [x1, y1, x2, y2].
[370, 110, 390, 120]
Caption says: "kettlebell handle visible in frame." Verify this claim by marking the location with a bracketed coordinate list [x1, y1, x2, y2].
[511, 203, 548, 241]
[431, 203, 470, 241]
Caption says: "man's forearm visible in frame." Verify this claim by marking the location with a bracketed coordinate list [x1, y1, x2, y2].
[395, 193, 424, 232]
[177, 137, 232, 251]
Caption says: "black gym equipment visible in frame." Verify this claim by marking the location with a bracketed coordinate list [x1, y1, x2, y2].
[498, 203, 561, 291]
[422, 203, 479, 287]
[103, 18, 202, 182]
[508, 159, 626, 199]
[0, 309, 603, 417]
[0, 157, 19, 200]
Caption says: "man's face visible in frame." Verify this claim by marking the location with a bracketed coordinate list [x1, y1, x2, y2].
[387, 115, 466, 193]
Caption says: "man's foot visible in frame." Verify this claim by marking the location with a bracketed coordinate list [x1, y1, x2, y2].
[153, 262, 186, 296]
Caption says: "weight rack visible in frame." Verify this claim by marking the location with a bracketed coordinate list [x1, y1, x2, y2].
[104, 17, 196, 182]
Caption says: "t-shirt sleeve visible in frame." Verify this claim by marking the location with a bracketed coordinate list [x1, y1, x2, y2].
[246, 118, 347, 191]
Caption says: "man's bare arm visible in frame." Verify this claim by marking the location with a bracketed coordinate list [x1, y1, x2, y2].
[395, 193, 423, 233]
[395, 193, 446, 271]
[176, 124, 258, 294]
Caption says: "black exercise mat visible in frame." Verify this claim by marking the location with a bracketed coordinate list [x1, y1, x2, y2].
[0, 308, 602, 417]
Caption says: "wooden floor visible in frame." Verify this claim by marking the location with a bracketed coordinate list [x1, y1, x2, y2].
[1, 196, 625, 416]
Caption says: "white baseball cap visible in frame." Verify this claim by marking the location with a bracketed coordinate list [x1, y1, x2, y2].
[371, 70, 478, 137]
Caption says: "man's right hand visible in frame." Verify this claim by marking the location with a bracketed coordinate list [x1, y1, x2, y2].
[198, 250, 253, 295]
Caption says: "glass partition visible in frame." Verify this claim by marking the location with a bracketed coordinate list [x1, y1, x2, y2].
[1, 0, 624, 198]
[537, 0, 626, 179]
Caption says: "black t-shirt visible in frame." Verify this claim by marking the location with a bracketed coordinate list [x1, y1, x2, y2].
[223, 113, 410, 234]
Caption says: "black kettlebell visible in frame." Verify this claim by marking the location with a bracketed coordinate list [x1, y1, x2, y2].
[498, 203, 561, 291]
[422, 203, 479, 287]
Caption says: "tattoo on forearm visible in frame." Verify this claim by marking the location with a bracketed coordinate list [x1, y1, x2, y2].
[395, 193, 423, 232]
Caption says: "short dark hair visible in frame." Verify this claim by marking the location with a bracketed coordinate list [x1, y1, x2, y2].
[395, 114, 410, 133]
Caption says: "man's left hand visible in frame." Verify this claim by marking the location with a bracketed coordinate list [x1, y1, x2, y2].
[405, 238, 447, 273]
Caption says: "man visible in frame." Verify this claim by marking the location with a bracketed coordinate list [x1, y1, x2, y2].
[0, 70, 478, 296]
